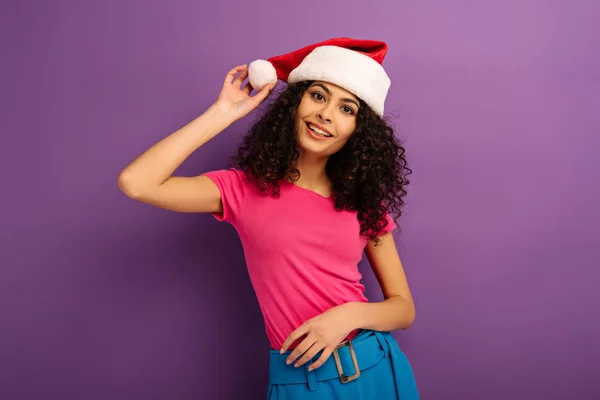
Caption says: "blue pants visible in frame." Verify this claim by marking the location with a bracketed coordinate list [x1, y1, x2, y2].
[267, 329, 419, 399]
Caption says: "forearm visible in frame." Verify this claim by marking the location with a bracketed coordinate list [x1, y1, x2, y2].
[118, 103, 234, 191]
[349, 295, 416, 332]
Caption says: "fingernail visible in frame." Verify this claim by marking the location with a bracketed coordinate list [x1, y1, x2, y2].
[279, 349, 283, 354]
[286, 359, 291, 365]
[294, 363, 299, 368]
[308, 367, 313, 372]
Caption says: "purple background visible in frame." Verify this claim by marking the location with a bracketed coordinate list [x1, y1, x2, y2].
[1, 1, 598, 399]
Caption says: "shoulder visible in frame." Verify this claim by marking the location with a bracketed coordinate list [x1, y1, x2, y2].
[203, 167, 250, 184]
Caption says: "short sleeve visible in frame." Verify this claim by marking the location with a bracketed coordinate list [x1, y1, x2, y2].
[202, 168, 248, 224]
[366, 211, 397, 238]
[379, 212, 397, 236]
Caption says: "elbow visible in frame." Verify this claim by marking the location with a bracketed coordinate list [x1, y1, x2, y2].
[406, 306, 416, 329]
[400, 300, 416, 330]
[117, 171, 144, 199]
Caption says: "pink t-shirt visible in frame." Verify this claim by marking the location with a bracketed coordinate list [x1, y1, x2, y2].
[203, 168, 395, 349]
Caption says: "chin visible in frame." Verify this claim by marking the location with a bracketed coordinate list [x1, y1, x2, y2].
[297, 133, 331, 156]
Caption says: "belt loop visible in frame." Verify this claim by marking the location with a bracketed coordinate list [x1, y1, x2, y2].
[306, 364, 318, 391]
[374, 331, 390, 358]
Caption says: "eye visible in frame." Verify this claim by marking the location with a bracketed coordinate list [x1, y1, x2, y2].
[311, 91, 325, 101]
[341, 105, 356, 115]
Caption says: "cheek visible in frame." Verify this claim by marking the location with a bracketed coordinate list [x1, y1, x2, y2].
[295, 107, 310, 128]
[297, 95, 312, 116]
[331, 122, 356, 150]
[338, 119, 356, 139]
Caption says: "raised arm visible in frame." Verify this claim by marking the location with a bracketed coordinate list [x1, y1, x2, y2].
[117, 65, 275, 213]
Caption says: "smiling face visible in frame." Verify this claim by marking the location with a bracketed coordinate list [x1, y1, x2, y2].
[295, 81, 360, 157]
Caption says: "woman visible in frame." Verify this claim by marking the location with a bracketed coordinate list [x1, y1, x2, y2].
[118, 37, 420, 399]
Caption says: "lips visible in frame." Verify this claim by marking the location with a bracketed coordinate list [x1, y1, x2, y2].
[305, 122, 333, 139]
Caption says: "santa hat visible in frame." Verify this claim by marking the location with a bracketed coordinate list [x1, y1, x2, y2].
[248, 37, 391, 116]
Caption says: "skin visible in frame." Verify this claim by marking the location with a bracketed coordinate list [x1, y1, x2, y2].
[279, 82, 416, 372]
[288, 81, 359, 197]
[280, 233, 416, 372]
[118, 65, 415, 373]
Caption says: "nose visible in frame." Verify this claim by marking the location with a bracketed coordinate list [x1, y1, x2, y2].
[317, 104, 333, 123]
[317, 102, 335, 122]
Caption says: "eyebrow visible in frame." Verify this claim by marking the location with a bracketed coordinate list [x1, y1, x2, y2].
[311, 83, 360, 109]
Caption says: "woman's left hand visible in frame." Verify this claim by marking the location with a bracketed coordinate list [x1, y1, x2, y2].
[279, 303, 358, 371]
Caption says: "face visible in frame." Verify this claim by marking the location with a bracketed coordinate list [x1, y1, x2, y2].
[295, 81, 360, 157]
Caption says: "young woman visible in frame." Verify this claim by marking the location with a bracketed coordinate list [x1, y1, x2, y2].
[118, 38, 420, 399]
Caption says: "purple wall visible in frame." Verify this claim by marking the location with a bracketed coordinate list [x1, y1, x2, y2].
[1, 1, 598, 399]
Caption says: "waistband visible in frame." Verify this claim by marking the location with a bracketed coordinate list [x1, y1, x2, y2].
[269, 329, 391, 388]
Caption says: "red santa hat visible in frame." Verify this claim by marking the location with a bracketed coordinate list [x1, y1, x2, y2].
[248, 37, 391, 116]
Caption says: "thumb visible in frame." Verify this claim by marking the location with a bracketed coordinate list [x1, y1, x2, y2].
[252, 83, 276, 104]
[233, 84, 275, 118]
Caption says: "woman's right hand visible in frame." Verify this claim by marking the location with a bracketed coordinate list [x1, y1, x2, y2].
[214, 64, 276, 123]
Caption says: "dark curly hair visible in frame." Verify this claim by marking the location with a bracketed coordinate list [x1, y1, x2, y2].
[231, 81, 412, 245]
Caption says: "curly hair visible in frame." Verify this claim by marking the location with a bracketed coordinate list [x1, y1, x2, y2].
[231, 81, 412, 245]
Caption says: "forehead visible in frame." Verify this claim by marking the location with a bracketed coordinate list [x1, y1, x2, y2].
[310, 81, 359, 102]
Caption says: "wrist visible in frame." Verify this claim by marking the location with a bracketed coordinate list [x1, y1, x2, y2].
[207, 101, 238, 126]
[343, 302, 366, 331]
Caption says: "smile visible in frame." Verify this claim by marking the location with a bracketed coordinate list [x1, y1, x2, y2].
[306, 122, 333, 139]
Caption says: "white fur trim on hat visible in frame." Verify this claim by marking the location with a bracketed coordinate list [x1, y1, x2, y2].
[248, 60, 277, 91]
[288, 46, 390, 116]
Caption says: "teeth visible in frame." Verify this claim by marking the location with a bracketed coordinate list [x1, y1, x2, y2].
[308, 124, 331, 137]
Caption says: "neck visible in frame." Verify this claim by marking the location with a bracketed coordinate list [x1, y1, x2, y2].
[291, 150, 331, 194]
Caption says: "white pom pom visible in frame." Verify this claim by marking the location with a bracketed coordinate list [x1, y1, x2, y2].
[248, 59, 277, 91]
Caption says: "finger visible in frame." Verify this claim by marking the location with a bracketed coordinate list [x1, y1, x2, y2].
[241, 81, 254, 95]
[286, 336, 315, 365]
[280, 323, 309, 354]
[250, 83, 276, 105]
[294, 342, 325, 368]
[307, 346, 335, 372]
[224, 65, 247, 84]
[234, 83, 274, 118]
[233, 68, 248, 88]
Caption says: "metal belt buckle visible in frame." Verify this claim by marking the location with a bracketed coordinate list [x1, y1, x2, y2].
[332, 340, 360, 384]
